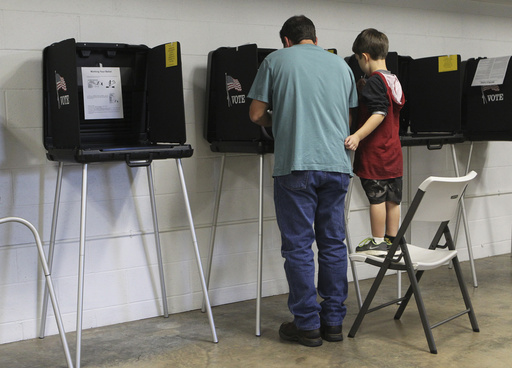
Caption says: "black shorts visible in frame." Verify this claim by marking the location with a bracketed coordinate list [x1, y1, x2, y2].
[360, 177, 402, 205]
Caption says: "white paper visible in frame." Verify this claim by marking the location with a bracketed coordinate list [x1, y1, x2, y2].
[471, 56, 511, 86]
[81, 67, 124, 120]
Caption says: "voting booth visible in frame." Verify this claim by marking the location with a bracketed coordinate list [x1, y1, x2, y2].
[43, 38, 192, 163]
[41, 39, 218, 368]
[462, 56, 512, 141]
[205, 44, 275, 154]
[346, 53, 465, 147]
[345, 52, 412, 136]
[408, 55, 463, 134]
[203, 43, 276, 338]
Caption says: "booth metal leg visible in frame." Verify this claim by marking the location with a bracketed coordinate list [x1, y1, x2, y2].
[451, 144, 478, 288]
[1, 217, 74, 368]
[75, 163, 88, 368]
[345, 173, 362, 309]
[175, 159, 218, 343]
[40, 162, 64, 338]
[146, 165, 169, 318]
[202, 154, 226, 313]
[400, 146, 415, 300]
[255, 154, 264, 337]
[405, 146, 413, 244]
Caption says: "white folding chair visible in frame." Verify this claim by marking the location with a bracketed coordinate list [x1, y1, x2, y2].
[348, 171, 479, 354]
[0, 217, 73, 368]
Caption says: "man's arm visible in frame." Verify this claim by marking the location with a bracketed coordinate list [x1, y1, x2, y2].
[249, 100, 272, 127]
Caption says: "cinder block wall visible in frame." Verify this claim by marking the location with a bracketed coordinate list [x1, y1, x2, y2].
[1, 0, 511, 344]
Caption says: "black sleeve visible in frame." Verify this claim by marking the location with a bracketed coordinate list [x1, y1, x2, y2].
[361, 75, 389, 115]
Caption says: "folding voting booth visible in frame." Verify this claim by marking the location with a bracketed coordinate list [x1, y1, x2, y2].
[462, 56, 512, 141]
[345, 52, 411, 136]
[43, 38, 191, 163]
[204, 44, 276, 336]
[205, 43, 275, 154]
[346, 53, 465, 146]
[42, 38, 217, 368]
[405, 54, 465, 146]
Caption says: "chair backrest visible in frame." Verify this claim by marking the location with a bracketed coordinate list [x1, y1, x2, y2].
[413, 171, 477, 222]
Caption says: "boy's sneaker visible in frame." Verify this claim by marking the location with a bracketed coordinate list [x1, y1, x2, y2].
[355, 237, 389, 256]
[385, 237, 402, 255]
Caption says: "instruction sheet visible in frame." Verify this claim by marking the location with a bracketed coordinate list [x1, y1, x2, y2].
[81, 67, 124, 120]
[471, 56, 511, 86]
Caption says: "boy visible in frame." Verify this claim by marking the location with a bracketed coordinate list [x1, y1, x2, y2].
[344, 28, 405, 255]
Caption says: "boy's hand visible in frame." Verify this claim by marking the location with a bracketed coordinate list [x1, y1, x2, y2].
[344, 134, 360, 151]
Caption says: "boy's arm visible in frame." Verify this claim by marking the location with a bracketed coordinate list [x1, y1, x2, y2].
[344, 113, 385, 151]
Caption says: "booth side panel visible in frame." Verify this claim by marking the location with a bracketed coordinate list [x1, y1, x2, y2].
[43, 38, 81, 150]
[147, 42, 187, 144]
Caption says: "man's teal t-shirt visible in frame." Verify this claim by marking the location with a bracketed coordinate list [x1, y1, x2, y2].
[248, 44, 358, 177]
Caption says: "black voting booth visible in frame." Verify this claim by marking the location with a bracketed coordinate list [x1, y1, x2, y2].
[462, 56, 512, 141]
[205, 45, 338, 152]
[205, 44, 275, 154]
[203, 43, 276, 337]
[346, 53, 465, 147]
[406, 54, 464, 145]
[41, 39, 217, 368]
[43, 38, 192, 164]
[345, 52, 411, 136]
[348, 52, 512, 144]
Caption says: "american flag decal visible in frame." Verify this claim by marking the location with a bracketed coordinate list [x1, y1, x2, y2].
[56, 73, 67, 92]
[226, 75, 242, 92]
[481, 85, 500, 104]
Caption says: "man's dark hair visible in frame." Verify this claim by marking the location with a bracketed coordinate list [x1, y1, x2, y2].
[279, 15, 316, 46]
[352, 28, 389, 60]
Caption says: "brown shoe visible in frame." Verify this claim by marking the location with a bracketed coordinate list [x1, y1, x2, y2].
[279, 322, 322, 347]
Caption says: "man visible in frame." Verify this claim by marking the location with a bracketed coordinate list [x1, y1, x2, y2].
[248, 15, 358, 347]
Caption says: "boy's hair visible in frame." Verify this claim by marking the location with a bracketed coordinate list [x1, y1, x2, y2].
[279, 15, 316, 46]
[352, 28, 389, 60]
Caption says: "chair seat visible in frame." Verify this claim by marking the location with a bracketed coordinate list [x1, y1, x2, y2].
[350, 244, 458, 271]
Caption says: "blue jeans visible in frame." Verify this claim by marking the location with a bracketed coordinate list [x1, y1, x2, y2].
[274, 171, 350, 331]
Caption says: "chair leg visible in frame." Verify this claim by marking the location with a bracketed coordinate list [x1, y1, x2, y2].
[394, 270, 425, 320]
[403, 265, 437, 354]
[348, 263, 390, 338]
[444, 228, 480, 332]
[450, 256, 480, 332]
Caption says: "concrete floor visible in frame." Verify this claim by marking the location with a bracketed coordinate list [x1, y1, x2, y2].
[1, 254, 511, 368]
